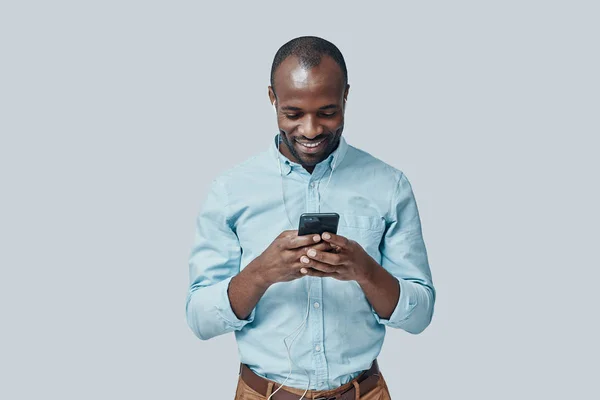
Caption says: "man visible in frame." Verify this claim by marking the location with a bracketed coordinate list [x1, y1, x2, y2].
[186, 36, 435, 400]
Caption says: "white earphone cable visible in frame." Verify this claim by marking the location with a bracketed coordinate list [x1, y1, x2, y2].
[270, 131, 338, 399]
[271, 133, 312, 399]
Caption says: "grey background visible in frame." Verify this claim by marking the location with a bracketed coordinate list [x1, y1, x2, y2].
[1, 1, 598, 399]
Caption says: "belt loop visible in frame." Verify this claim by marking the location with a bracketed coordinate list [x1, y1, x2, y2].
[352, 381, 360, 400]
[265, 382, 274, 398]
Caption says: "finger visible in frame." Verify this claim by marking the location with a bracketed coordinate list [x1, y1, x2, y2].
[306, 248, 344, 266]
[299, 255, 337, 273]
[288, 232, 322, 249]
[300, 267, 335, 278]
[294, 243, 334, 262]
[305, 242, 335, 252]
[320, 232, 351, 250]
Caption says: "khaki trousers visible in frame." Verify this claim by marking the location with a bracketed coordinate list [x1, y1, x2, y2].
[234, 372, 392, 400]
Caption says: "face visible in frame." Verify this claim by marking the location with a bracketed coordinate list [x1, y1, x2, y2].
[269, 55, 349, 173]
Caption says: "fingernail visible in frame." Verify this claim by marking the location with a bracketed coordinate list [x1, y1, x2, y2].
[308, 249, 316, 257]
[313, 235, 320, 242]
[300, 268, 308, 274]
[301, 256, 310, 264]
[323, 233, 331, 239]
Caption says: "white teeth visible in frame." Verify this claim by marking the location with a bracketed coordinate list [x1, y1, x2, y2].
[298, 140, 323, 148]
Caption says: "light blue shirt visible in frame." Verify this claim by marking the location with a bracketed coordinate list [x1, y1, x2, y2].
[186, 134, 435, 390]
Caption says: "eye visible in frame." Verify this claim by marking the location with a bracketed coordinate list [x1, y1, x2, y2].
[285, 114, 301, 120]
[320, 112, 336, 118]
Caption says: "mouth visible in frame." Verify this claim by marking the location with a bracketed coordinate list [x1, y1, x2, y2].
[295, 138, 328, 154]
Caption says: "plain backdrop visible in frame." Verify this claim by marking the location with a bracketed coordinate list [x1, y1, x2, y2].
[1, 1, 598, 399]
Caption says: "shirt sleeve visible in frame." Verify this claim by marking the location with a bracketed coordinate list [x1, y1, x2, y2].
[185, 178, 255, 340]
[372, 172, 436, 334]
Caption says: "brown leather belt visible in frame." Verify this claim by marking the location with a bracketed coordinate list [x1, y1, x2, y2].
[239, 359, 380, 400]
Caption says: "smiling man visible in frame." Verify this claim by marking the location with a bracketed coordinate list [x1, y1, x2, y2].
[268, 47, 346, 174]
[186, 36, 435, 400]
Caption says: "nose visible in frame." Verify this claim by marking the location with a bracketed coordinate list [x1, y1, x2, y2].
[298, 114, 323, 139]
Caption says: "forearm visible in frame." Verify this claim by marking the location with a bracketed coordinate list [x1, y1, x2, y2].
[186, 260, 267, 340]
[358, 259, 434, 334]
[358, 260, 400, 320]
[228, 257, 271, 320]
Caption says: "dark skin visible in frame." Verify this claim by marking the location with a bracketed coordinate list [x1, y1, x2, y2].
[269, 55, 347, 174]
[228, 55, 400, 321]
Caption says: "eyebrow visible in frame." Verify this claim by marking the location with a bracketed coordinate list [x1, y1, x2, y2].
[280, 104, 338, 111]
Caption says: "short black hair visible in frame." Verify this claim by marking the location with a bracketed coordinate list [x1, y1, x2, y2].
[270, 36, 348, 97]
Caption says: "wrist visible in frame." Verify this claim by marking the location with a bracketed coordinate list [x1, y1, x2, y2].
[244, 256, 272, 290]
[356, 258, 380, 286]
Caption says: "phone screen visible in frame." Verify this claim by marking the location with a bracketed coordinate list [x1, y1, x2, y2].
[298, 213, 340, 236]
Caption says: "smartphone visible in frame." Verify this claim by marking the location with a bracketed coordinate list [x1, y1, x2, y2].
[298, 212, 340, 236]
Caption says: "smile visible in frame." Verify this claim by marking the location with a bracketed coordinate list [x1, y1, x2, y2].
[297, 140, 324, 148]
[296, 139, 327, 154]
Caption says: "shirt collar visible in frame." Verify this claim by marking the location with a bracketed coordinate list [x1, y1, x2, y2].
[269, 133, 349, 175]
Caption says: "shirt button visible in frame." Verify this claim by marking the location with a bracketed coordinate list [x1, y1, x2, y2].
[310, 182, 316, 188]
[315, 345, 321, 352]
[313, 302, 320, 309]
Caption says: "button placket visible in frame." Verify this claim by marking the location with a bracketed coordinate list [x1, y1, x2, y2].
[309, 280, 327, 389]
[307, 167, 328, 390]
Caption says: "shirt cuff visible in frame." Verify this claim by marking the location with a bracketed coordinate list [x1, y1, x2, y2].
[215, 276, 256, 330]
[372, 277, 418, 327]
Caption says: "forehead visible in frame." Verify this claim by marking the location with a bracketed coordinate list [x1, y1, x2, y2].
[273, 55, 345, 102]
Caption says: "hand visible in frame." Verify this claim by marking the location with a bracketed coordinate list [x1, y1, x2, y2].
[254, 230, 336, 286]
[300, 232, 377, 284]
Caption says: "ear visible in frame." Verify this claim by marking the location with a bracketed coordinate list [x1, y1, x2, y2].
[268, 86, 276, 106]
[343, 84, 350, 110]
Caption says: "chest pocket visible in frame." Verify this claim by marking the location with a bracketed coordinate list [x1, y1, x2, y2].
[337, 214, 386, 261]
